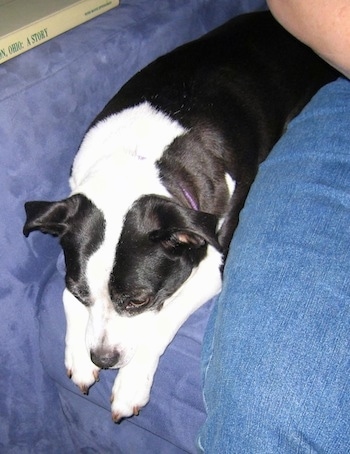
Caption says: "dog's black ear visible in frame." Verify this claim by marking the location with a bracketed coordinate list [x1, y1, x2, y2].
[23, 195, 82, 238]
[149, 228, 206, 251]
[149, 207, 221, 253]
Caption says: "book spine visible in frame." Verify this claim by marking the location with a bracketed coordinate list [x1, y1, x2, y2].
[0, 0, 119, 64]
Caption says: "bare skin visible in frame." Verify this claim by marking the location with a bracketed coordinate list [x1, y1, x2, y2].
[267, 0, 350, 78]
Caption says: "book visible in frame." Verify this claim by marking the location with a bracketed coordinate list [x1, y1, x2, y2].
[0, 0, 120, 64]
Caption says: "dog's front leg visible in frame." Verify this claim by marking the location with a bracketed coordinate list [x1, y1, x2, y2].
[63, 288, 100, 394]
[111, 344, 159, 422]
[110, 245, 222, 421]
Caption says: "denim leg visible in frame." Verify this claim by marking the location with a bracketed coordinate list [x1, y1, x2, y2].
[199, 77, 350, 453]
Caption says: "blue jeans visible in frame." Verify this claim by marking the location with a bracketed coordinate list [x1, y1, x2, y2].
[199, 77, 350, 453]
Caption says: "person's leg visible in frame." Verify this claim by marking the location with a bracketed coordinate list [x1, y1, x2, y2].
[199, 77, 350, 453]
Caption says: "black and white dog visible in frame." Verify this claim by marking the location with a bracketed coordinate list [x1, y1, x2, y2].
[23, 11, 338, 422]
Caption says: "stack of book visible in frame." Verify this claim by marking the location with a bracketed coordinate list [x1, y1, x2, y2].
[0, 0, 120, 63]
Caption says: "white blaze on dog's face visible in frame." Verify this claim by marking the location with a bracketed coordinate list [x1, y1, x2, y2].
[23, 102, 222, 370]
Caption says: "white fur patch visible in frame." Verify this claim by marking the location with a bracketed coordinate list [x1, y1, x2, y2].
[225, 172, 236, 196]
[70, 102, 186, 200]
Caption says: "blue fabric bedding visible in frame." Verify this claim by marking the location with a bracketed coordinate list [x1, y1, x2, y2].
[0, 0, 266, 452]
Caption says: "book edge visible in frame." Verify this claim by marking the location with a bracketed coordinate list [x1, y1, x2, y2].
[0, 0, 119, 64]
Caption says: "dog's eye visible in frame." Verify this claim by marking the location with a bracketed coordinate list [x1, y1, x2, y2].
[126, 297, 150, 310]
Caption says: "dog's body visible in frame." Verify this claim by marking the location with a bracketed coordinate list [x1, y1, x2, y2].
[23, 11, 338, 421]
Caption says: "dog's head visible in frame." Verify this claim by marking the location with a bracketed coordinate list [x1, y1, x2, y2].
[108, 194, 220, 314]
[23, 192, 220, 367]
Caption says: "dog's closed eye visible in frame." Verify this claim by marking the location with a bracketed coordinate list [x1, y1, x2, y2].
[109, 283, 155, 314]
[125, 296, 151, 310]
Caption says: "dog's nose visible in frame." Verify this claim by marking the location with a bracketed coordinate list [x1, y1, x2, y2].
[90, 348, 120, 369]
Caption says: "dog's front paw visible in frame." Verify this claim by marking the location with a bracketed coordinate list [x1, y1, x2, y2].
[110, 361, 155, 422]
[65, 349, 100, 395]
